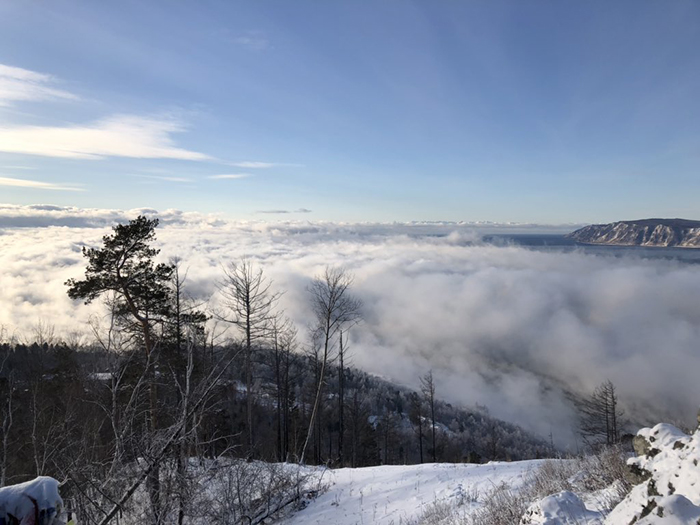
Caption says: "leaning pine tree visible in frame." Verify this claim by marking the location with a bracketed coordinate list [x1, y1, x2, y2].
[66, 215, 174, 523]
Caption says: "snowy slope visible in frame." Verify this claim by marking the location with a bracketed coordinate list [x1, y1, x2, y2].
[284, 460, 546, 524]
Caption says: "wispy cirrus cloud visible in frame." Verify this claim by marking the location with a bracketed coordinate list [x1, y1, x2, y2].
[230, 161, 276, 169]
[233, 32, 270, 51]
[0, 115, 210, 160]
[0, 176, 84, 191]
[0, 63, 78, 107]
[208, 173, 252, 180]
[229, 161, 304, 169]
[257, 208, 312, 214]
[134, 174, 194, 183]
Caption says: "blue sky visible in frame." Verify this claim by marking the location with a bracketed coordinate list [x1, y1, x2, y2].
[0, 1, 699, 223]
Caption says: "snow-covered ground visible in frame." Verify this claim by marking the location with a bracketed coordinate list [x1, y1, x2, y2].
[285, 460, 546, 524]
[3, 422, 696, 524]
[287, 422, 700, 524]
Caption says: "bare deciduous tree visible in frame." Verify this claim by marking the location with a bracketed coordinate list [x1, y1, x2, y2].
[300, 266, 361, 465]
[31, 319, 56, 347]
[577, 379, 624, 447]
[216, 259, 281, 457]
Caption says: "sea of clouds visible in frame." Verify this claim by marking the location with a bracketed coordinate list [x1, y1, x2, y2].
[2, 204, 699, 447]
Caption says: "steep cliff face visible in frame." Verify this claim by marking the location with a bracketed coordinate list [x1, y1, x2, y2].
[567, 219, 700, 248]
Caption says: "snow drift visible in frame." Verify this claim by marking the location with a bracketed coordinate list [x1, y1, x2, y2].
[0, 476, 64, 525]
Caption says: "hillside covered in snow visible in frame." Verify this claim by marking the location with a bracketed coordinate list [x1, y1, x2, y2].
[568, 219, 700, 248]
[3, 419, 698, 524]
[285, 420, 700, 524]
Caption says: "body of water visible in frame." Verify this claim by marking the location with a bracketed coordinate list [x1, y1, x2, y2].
[486, 234, 700, 263]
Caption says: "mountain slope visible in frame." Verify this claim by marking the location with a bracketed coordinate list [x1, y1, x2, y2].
[567, 219, 700, 248]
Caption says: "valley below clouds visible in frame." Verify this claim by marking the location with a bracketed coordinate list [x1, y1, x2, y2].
[2, 204, 699, 448]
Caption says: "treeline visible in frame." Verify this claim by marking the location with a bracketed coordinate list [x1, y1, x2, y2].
[0, 339, 553, 477]
[0, 216, 554, 523]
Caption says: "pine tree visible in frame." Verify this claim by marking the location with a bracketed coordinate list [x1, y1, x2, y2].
[66, 215, 174, 522]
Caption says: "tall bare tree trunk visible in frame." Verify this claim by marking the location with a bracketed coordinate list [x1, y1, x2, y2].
[421, 370, 437, 462]
[245, 299, 254, 456]
[177, 334, 195, 525]
[338, 331, 345, 466]
[142, 319, 162, 523]
[282, 341, 291, 461]
[216, 260, 281, 459]
[300, 267, 361, 465]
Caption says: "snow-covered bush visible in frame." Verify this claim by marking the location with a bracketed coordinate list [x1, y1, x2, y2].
[473, 446, 629, 525]
[414, 499, 465, 525]
[88, 458, 314, 524]
[470, 481, 532, 525]
[414, 484, 480, 525]
[195, 460, 309, 524]
[520, 491, 604, 524]
[574, 445, 630, 496]
[526, 460, 578, 498]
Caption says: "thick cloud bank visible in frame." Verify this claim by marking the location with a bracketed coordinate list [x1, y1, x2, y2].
[2, 205, 698, 447]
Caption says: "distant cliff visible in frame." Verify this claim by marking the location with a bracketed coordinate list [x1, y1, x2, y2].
[567, 219, 700, 248]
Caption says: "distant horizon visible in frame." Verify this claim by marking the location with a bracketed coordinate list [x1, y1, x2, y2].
[3, 202, 700, 230]
[0, 201, 588, 230]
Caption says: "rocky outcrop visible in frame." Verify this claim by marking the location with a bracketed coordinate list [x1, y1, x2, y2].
[520, 423, 700, 524]
[567, 219, 700, 248]
[605, 423, 700, 524]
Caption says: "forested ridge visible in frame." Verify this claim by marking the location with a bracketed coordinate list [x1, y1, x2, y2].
[0, 337, 554, 477]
